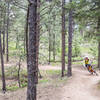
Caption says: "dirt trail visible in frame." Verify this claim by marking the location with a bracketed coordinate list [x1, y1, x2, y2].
[61, 66, 100, 100]
[0, 65, 100, 100]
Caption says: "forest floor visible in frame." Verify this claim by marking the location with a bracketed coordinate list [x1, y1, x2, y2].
[0, 64, 100, 100]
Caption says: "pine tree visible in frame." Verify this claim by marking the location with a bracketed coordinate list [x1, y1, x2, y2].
[27, 0, 38, 100]
[67, 0, 73, 77]
[61, 0, 66, 77]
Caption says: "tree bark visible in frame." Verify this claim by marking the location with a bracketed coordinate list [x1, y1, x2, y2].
[27, 0, 38, 100]
[45, 23, 51, 65]
[6, 2, 10, 62]
[24, 36, 26, 54]
[53, 33, 55, 61]
[26, 5, 29, 61]
[18, 57, 21, 88]
[61, 0, 66, 77]
[0, 31, 6, 92]
[16, 32, 19, 49]
[53, 12, 56, 62]
[67, 0, 73, 77]
[48, 27, 51, 64]
[97, 18, 100, 69]
[3, 9, 6, 54]
[37, 0, 42, 79]
[98, 42, 100, 70]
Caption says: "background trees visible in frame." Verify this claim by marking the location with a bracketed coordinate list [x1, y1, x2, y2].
[0, 0, 100, 99]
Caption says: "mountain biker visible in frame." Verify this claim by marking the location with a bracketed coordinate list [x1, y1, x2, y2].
[84, 56, 98, 75]
[84, 57, 89, 68]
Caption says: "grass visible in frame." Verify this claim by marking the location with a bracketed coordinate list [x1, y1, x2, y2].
[21, 82, 27, 88]
[92, 61, 98, 65]
[51, 62, 61, 66]
[0, 67, 68, 91]
[45, 70, 61, 75]
[72, 61, 82, 65]
[39, 79, 49, 83]
[72, 56, 83, 61]
[5, 67, 19, 79]
[7, 85, 19, 91]
[97, 81, 100, 89]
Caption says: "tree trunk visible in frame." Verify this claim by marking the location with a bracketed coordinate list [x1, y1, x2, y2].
[61, 0, 66, 77]
[6, 2, 10, 62]
[3, 10, 6, 54]
[27, 0, 38, 100]
[98, 42, 100, 70]
[26, 5, 29, 60]
[24, 4, 29, 55]
[16, 33, 19, 49]
[67, 0, 73, 77]
[53, 13, 56, 62]
[53, 33, 55, 61]
[48, 27, 51, 64]
[37, 0, 42, 79]
[45, 24, 51, 64]
[0, 31, 6, 92]
[97, 17, 100, 69]
[3, 29, 5, 54]
[18, 57, 21, 88]
[24, 36, 26, 54]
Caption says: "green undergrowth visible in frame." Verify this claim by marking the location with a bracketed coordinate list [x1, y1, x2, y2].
[72, 56, 83, 62]
[72, 61, 82, 65]
[92, 61, 98, 65]
[0, 67, 68, 91]
[49, 56, 83, 66]
[97, 81, 100, 89]
[7, 85, 19, 91]
[51, 62, 61, 66]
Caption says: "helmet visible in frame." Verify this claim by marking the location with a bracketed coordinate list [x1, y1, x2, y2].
[84, 56, 89, 60]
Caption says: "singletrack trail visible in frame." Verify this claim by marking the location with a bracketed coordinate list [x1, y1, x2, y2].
[0, 65, 100, 100]
[61, 66, 100, 100]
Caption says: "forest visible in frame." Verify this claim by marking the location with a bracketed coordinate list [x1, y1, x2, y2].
[0, 0, 100, 100]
